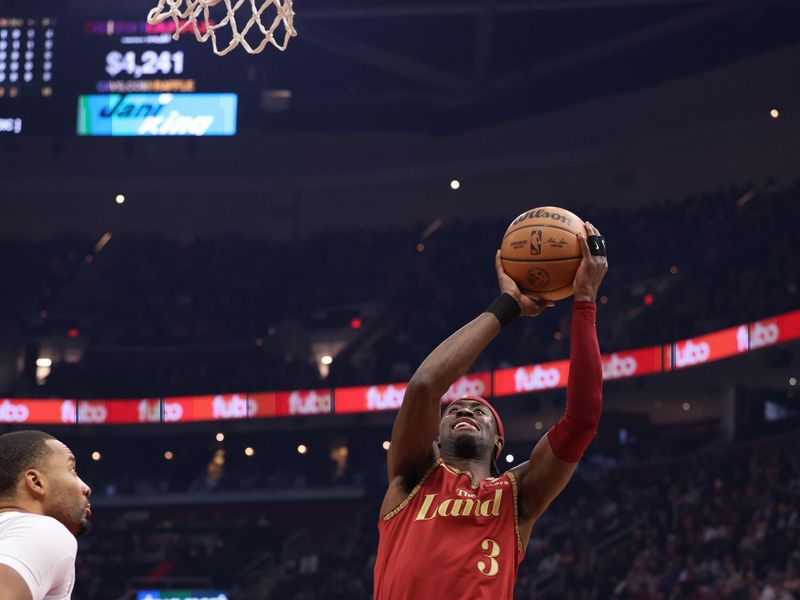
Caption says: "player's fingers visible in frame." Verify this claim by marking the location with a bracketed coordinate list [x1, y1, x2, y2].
[587, 222, 608, 264]
[495, 249, 505, 278]
[537, 297, 557, 309]
[524, 295, 555, 313]
[584, 221, 600, 237]
[577, 229, 591, 259]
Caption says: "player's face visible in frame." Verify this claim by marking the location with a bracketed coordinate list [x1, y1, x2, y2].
[40, 440, 92, 537]
[440, 400, 500, 459]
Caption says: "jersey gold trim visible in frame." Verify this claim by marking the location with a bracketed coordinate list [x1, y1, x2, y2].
[441, 461, 471, 479]
[506, 470, 524, 554]
[382, 458, 442, 522]
[440, 461, 499, 488]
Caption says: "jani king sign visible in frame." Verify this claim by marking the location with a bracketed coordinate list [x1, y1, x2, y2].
[77, 93, 238, 136]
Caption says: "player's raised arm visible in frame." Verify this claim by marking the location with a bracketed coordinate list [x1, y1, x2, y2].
[512, 221, 608, 538]
[387, 251, 553, 490]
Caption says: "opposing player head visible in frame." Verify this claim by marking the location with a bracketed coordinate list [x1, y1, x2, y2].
[438, 396, 504, 470]
[0, 430, 92, 537]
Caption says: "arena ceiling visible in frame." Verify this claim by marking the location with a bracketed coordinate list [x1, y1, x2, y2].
[20, 0, 800, 133]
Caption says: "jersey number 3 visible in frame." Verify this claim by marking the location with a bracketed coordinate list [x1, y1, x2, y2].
[477, 538, 500, 577]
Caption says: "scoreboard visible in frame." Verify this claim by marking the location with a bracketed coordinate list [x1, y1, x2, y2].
[0, 13, 240, 137]
[0, 18, 55, 98]
[0, 17, 56, 135]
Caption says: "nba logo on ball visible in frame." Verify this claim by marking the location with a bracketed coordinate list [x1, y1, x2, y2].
[530, 230, 542, 256]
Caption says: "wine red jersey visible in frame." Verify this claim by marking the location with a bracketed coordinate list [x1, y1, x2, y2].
[374, 459, 525, 600]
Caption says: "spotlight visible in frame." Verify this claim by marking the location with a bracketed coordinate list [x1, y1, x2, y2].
[321, 355, 333, 366]
[682, 402, 691, 411]
[382, 441, 390, 450]
[91, 451, 101, 461]
[164, 451, 174, 460]
[216, 432, 225, 442]
[505, 454, 514, 463]
[245, 447, 255, 457]
[297, 444, 308, 454]
[115, 194, 125, 204]
[450, 180, 461, 190]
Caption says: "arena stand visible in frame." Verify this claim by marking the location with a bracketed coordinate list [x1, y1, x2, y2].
[1, 181, 797, 398]
[0, 182, 798, 600]
[53, 425, 799, 600]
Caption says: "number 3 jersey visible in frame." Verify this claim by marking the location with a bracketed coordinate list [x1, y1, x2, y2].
[374, 459, 525, 600]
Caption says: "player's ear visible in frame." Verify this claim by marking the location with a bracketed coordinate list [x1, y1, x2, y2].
[495, 437, 504, 457]
[23, 468, 46, 499]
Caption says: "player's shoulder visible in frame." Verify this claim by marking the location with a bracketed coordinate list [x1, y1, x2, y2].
[0, 512, 77, 554]
[30, 515, 77, 553]
[506, 460, 530, 476]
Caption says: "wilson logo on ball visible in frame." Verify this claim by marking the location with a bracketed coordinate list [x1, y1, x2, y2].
[511, 208, 574, 227]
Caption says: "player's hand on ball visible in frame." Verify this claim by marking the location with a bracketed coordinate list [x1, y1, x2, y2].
[495, 250, 555, 317]
[574, 222, 609, 302]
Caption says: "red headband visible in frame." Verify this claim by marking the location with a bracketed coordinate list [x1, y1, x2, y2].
[445, 395, 505, 459]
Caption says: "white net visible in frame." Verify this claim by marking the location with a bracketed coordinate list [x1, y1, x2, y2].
[147, 0, 297, 56]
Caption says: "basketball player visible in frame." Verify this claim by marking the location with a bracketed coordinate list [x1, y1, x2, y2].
[0, 430, 92, 600]
[374, 222, 608, 599]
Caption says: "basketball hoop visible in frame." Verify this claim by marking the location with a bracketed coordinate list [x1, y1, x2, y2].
[147, 0, 297, 56]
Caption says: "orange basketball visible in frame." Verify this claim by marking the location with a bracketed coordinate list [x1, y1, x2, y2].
[500, 206, 585, 301]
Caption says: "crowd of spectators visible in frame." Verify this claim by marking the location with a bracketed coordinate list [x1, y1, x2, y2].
[65, 430, 799, 599]
[522, 434, 800, 599]
[1, 180, 797, 397]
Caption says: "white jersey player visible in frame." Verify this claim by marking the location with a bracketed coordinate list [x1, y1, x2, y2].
[0, 430, 92, 600]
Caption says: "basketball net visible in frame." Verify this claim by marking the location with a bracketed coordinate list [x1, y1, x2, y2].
[147, 0, 297, 56]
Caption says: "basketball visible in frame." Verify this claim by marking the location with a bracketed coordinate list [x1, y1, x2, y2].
[500, 206, 585, 301]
